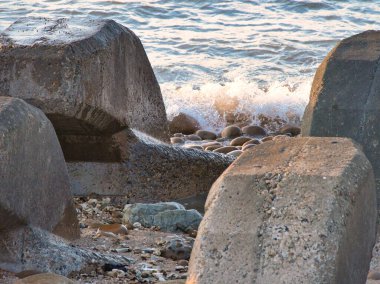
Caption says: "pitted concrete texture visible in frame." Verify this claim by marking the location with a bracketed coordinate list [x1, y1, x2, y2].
[0, 97, 78, 240]
[187, 137, 376, 284]
[302, 31, 380, 203]
[0, 17, 168, 149]
[68, 129, 235, 200]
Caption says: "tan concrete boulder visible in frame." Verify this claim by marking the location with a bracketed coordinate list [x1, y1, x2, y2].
[188, 137, 376, 284]
[0, 97, 78, 240]
[0, 17, 168, 151]
[302, 31, 380, 197]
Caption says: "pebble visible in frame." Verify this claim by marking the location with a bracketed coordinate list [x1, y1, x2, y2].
[196, 130, 217, 140]
[169, 113, 200, 135]
[205, 145, 222, 151]
[185, 134, 202, 141]
[279, 125, 301, 136]
[230, 137, 252, 146]
[184, 145, 203, 150]
[160, 236, 194, 260]
[242, 139, 261, 146]
[173, 133, 184, 137]
[178, 259, 189, 266]
[242, 125, 267, 136]
[221, 125, 242, 138]
[171, 137, 185, 144]
[98, 224, 128, 235]
[227, 150, 243, 157]
[107, 269, 126, 278]
[213, 146, 238, 154]
[201, 142, 221, 149]
[133, 222, 142, 229]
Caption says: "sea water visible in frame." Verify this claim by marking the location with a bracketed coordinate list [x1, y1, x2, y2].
[1, 0, 380, 132]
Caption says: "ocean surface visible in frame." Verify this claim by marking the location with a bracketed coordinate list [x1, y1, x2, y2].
[1, 0, 380, 132]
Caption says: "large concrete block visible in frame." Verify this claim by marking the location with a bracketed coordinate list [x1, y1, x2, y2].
[187, 137, 376, 284]
[302, 31, 380, 196]
[0, 17, 169, 152]
[0, 97, 78, 239]
[68, 130, 235, 200]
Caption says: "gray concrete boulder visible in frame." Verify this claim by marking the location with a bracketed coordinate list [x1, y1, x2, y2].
[68, 129, 235, 200]
[187, 137, 377, 284]
[302, 31, 380, 199]
[0, 96, 78, 240]
[0, 17, 169, 151]
[123, 202, 202, 232]
[0, 226, 132, 276]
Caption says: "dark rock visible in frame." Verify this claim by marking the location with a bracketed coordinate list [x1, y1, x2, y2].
[196, 130, 217, 140]
[261, 136, 274, 142]
[0, 97, 78, 240]
[213, 146, 238, 154]
[221, 126, 242, 138]
[229, 137, 252, 146]
[170, 137, 185, 144]
[0, 17, 169, 154]
[242, 125, 267, 136]
[279, 125, 301, 136]
[169, 113, 200, 135]
[242, 139, 260, 146]
[205, 145, 222, 151]
[302, 31, 380, 203]
[161, 236, 194, 261]
[186, 134, 202, 141]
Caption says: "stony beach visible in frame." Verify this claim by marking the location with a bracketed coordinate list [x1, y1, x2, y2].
[0, 14, 380, 284]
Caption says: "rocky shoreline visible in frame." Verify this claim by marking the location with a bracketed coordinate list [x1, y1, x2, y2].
[0, 17, 380, 284]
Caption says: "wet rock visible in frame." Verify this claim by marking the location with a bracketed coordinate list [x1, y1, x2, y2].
[161, 236, 194, 261]
[171, 137, 185, 144]
[173, 133, 184, 138]
[0, 97, 78, 241]
[196, 130, 217, 140]
[229, 137, 252, 146]
[188, 137, 376, 284]
[0, 17, 168, 143]
[123, 202, 202, 232]
[242, 125, 267, 136]
[186, 134, 202, 141]
[279, 124, 301, 136]
[14, 273, 74, 284]
[227, 150, 243, 157]
[201, 142, 221, 149]
[205, 145, 222, 151]
[221, 126, 242, 138]
[169, 113, 200, 135]
[213, 146, 238, 154]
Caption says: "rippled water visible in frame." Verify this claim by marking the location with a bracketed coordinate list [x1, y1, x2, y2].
[1, 0, 380, 131]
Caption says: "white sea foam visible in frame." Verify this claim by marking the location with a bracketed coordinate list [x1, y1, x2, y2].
[162, 76, 312, 133]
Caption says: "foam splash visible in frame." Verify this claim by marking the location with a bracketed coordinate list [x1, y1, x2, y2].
[162, 77, 312, 133]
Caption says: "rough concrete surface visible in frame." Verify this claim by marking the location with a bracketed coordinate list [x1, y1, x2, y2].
[301, 30, 380, 200]
[0, 17, 168, 146]
[0, 96, 78, 240]
[187, 137, 377, 284]
[68, 129, 235, 200]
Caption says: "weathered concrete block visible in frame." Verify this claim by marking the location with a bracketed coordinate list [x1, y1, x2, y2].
[0, 97, 78, 240]
[68, 129, 235, 199]
[0, 17, 168, 153]
[302, 31, 380, 197]
[187, 137, 376, 284]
